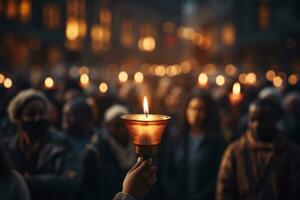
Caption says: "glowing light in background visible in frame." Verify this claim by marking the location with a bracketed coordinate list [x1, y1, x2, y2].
[0, 74, 5, 84]
[238, 73, 247, 84]
[44, 77, 54, 88]
[181, 61, 192, 74]
[273, 76, 283, 88]
[265, 70, 276, 81]
[225, 64, 237, 76]
[138, 36, 156, 52]
[3, 78, 13, 88]
[288, 74, 298, 85]
[99, 82, 108, 93]
[134, 72, 144, 83]
[80, 74, 90, 86]
[216, 75, 225, 86]
[198, 73, 208, 86]
[155, 65, 166, 77]
[232, 82, 241, 94]
[245, 72, 257, 85]
[119, 71, 128, 82]
[66, 17, 79, 41]
[79, 66, 89, 75]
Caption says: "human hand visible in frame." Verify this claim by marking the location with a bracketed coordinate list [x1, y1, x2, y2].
[122, 158, 157, 200]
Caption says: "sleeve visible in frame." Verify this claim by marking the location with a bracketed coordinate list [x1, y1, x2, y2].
[215, 144, 238, 200]
[113, 192, 136, 200]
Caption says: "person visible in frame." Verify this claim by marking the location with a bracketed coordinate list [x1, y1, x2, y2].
[62, 98, 96, 157]
[5, 89, 78, 200]
[0, 134, 30, 200]
[77, 104, 136, 200]
[283, 92, 300, 146]
[113, 159, 157, 200]
[216, 98, 300, 200]
[160, 90, 226, 200]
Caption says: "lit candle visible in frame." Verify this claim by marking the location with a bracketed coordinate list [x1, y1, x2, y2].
[229, 82, 243, 105]
[121, 96, 170, 159]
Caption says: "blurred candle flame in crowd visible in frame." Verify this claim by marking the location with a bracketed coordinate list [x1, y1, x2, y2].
[216, 75, 225, 86]
[79, 66, 89, 75]
[265, 70, 276, 81]
[134, 72, 144, 83]
[232, 82, 241, 94]
[225, 64, 237, 76]
[80, 73, 90, 86]
[245, 72, 257, 85]
[229, 82, 242, 105]
[44, 77, 54, 89]
[99, 82, 108, 93]
[273, 76, 283, 88]
[143, 96, 149, 117]
[198, 73, 208, 87]
[3, 78, 13, 88]
[138, 36, 156, 52]
[288, 74, 298, 85]
[118, 71, 128, 82]
[0, 73, 5, 84]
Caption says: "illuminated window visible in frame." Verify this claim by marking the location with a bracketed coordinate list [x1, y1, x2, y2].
[258, 3, 270, 30]
[222, 24, 235, 46]
[0, 0, 3, 14]
[19, 0, 31, 22]
[100, 9, 111, 25]
[121, 19, 134, 48]
[43, 4, 60, 29]
[6, 0, 17, 19]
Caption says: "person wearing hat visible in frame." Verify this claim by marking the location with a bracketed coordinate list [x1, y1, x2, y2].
[4, 89, 78, 200]
[77, 104, 137, 200]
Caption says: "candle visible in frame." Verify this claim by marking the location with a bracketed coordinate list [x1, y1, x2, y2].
[121, 96, 170, 159]
[229, 82, 243, 105]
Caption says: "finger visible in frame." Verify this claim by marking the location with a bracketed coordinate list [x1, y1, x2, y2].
[132, 160, 149, 175]
[127, 158, 143, 173]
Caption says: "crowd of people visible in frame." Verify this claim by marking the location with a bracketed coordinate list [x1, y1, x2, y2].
[0, 68, 300, 200]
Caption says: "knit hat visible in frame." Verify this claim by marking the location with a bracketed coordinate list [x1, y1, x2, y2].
[8, 89, 49, 123]
[104, 104, 129, 123]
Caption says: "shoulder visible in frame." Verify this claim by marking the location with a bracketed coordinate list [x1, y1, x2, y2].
[223, 136, 247, 158]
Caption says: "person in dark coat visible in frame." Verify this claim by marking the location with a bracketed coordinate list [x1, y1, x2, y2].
[160, 90, 226, 200]
[0, 134, 30, 200]
[216, 98, 300, 200]
[4, 89, 78, 200]
[77, 104, 136, 200]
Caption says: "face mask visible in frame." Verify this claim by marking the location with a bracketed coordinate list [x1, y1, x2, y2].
[21, 119, 49, 139]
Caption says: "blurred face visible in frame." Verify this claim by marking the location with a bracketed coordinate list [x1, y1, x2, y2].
[20, 99, 49, 139]
[186, 97, 206, 127]
[248, 104, 278, 142]
[107, 116, 130, 147]
[62, 103, 82, 135]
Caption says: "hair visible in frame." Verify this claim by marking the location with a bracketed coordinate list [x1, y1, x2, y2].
[69, 98, 93, 117]
[8, 89, 49, 123]
[250, 98, 283, 117]
[179, 89, 221, 137]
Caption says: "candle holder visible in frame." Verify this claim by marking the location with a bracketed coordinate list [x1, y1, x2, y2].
[121, 114, 170, 160]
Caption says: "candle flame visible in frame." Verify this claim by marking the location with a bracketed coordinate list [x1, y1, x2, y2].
[232, 82, 241, 94]
[143, 96, 149, 117]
